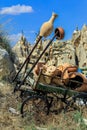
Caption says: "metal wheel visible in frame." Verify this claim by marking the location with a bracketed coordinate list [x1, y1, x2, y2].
[21, 95, 48, 121]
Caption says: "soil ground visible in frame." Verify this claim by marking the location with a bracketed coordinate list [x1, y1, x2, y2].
[0, 81, 87, 130]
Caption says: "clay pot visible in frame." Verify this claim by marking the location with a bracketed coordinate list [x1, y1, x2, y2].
[60, 66, 78, 80]
[68, 72, 87, 92]
[55, 27, 65, 40]
[33, 62, 46, 76]
[68, 66, 78, 72]
[40, 13, 58, 37]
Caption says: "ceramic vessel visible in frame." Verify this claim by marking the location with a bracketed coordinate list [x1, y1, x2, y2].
[39, 12, 58, 37]
[68, 72, 87, 92]
[55, 27, 65, 40]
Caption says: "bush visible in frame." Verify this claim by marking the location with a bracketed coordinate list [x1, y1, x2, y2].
[0, 27, 15, 62]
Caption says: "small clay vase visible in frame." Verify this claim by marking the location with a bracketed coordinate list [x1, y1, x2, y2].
[40, 12, 58, 37]
[55, 27, 65, 40]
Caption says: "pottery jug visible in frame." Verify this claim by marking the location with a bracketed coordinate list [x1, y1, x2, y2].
[39, 12, 58, 37]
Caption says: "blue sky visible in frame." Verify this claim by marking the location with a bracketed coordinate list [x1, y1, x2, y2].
[0, 0, 87, 46]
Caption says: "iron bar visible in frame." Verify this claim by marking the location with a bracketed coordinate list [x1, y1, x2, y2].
[13, 36, 42, 82]
[16, 31, 59, 90]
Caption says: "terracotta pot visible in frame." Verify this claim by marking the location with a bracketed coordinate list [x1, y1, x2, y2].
[68, 72, 87, 92]
[68, 66, 78, 72]
[33, 62, 46, 76]
[61, 66, 78, 80]
[55, 27, 65, 40]
[40, 13, 58, 37]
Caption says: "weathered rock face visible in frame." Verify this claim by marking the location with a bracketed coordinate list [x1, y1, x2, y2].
[51, 40, 76, 66]
[72, 29, 81, 47]
[13, 24, 87, 70]
[72, 24, 87, 67]
[12, 41, 22, 58]
[0, 48, 16, 81]
[12, 40, 31, 64]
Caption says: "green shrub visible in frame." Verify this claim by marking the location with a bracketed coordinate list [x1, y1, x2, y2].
[0, 27, 15, 62]
[73, 110, 87, 130]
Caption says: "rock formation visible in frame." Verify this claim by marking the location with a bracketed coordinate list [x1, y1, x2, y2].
[0, 48, 16, 81]
[72, 24, 87, 68]
[12, 34, 31, 64]
[12, 24, 87, 76]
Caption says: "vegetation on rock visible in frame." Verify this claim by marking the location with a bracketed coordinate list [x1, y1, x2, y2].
[0, 24, 15, 62]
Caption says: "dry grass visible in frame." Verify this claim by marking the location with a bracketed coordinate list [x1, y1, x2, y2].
[0, 81, 87, 130]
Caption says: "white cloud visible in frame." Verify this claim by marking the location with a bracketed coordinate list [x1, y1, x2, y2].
[8, 31, 37, 46]
[29, 30, 36, 33]
[8, 33, 21, 41]
[0, 4, 34, 15]
[8, 33, 21, 46]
